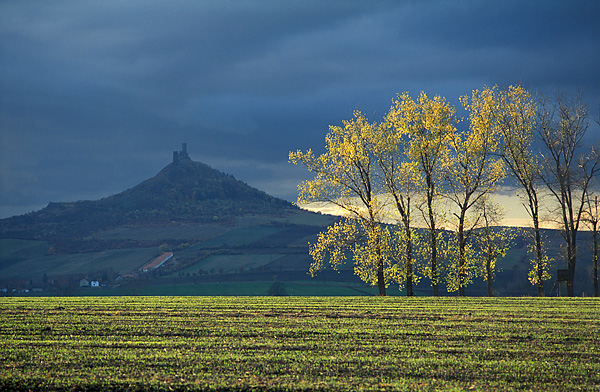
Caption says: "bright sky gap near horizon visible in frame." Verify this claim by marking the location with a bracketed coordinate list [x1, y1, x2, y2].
[1, 1, 599, 221]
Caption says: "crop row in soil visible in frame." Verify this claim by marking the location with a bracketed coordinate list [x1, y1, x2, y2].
[1, 297, 598, 391]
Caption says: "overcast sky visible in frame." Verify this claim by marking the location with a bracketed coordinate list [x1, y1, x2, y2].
[1, 0, 599, 219]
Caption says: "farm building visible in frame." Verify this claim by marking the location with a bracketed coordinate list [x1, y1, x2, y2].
[142, 252, 174, 272]
[79, 279, 90, 288]
[115, 273, 137, 281]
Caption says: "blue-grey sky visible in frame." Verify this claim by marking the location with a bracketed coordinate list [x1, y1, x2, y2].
[1, 0, 599, 218]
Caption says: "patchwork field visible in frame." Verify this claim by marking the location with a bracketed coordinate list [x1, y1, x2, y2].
[0, 239, 158, 279]
[1, 297, 598, 391]
[2, 219, 597, 298]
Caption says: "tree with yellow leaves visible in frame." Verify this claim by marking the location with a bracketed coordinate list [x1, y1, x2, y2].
[445, 87, 506, 296]
[290, 111, 390, 295]
[385, 92, 456, 296]
[373, 117, 422, 295]
[475, 197, 517, 297]
[495, 84, 549, 296]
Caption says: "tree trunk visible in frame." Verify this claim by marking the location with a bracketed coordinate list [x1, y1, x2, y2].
[406, 261, 413, 296]
[487, 255, 494, 297]
[405, 221, 414, 296]
[533, 212, 545, 297]
[567, 231, 577, 297]
[427, 181, 439, 296]
[375, 227, 386, 296]
[377, 260, 386, 296]
[431, 228, 438, 297]
[458, 247, 466, 297]
[593, 222, 598, 297]
[458, 210, 466, 297]
[566, 274, 574, 297]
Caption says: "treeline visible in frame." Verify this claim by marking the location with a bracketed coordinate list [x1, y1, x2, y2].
[291, 85, 600, 297]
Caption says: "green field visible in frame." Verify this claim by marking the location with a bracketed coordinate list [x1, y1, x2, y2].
[74, 281, 380, 298]
[0, 239, 159, 279]
[1, 297, 598, 391]
[77, 281, 383, 297]
[174, 254, 286, 275]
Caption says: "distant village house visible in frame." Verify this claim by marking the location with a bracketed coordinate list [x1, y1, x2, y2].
[115, 273, 137, 282]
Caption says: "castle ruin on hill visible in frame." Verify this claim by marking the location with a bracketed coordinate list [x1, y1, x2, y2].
[172, 143, 189, 165]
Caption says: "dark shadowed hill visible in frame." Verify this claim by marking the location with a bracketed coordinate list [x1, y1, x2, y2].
[0, 148, 340, 291]
[0, 152, 297, 241]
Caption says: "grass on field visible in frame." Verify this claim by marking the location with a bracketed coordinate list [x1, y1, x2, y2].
[74, 281, 383, 296]
[173, 253, 286, 276]
[1, 296, 598, 391]
[178, 282, 376, 296]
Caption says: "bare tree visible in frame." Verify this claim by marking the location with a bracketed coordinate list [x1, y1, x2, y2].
[538, 92, 600, 296]
[583, 193, 599, 297]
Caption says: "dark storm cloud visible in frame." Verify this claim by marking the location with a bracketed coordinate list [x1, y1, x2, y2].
[1, 0, 599, 218]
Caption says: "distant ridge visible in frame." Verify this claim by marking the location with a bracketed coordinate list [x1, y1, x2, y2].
[0, 145, 297, 240]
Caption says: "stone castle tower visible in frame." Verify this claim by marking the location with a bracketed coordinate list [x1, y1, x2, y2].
[172, 143, 189, 165]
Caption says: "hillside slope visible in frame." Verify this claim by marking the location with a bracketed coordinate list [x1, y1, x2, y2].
[0, 153, 297, 241]
[0, 150, 342, 293]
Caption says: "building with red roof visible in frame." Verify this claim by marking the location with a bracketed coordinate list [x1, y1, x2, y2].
[142, 252, 173, 272]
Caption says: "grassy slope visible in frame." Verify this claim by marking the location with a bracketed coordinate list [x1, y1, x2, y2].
[90, 223, 230, 241]
[1, 296, 598, 391]
[0, 239, 159, 278]
[0, 213, 327, 280]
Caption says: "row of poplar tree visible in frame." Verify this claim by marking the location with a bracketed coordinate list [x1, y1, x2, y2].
[290, 85, 599, 297]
